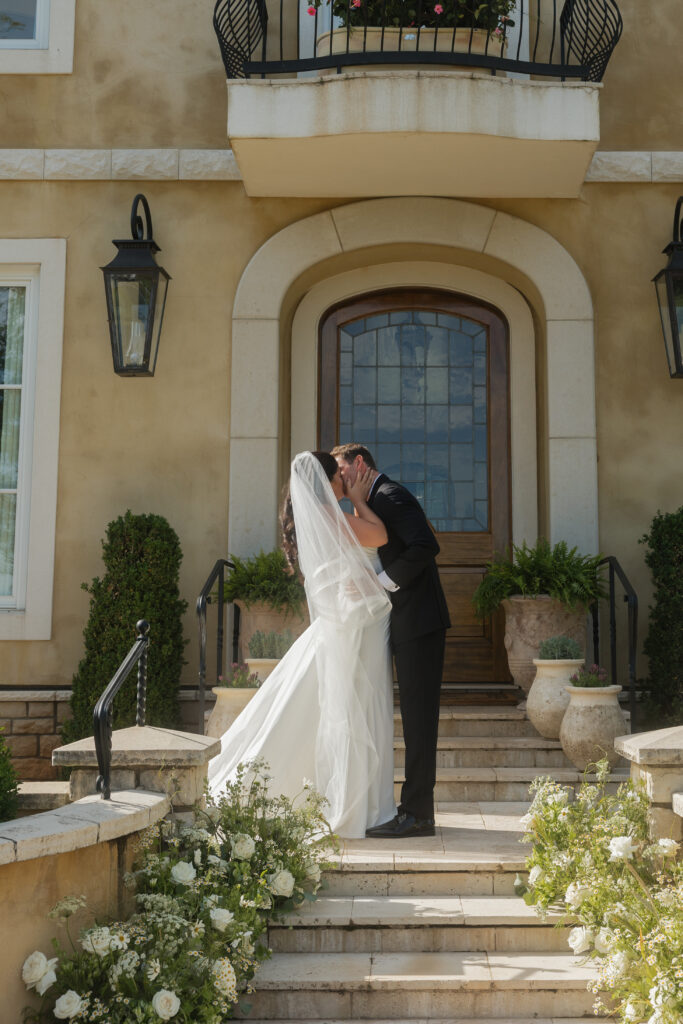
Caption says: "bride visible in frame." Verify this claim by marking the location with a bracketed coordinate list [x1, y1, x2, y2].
[208, 450, 397, 838]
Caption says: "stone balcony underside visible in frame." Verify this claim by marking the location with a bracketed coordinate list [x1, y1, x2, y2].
[226, 72, 601, 198]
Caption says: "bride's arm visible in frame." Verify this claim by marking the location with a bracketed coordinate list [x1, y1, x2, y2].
[344, 469, 388, 546]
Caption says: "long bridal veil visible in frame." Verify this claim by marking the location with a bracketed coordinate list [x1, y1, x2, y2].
[208, 452, 397, 838]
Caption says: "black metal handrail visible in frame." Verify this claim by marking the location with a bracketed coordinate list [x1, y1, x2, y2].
[214, 0, 622, 81]
[196, 559, 239, 734]
[93, 619, 150, 800]
[591, 556, 639, 730]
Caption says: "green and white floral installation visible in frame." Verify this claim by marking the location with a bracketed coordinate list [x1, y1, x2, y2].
[22, 761, 337, 1023]
[517, 761, 683, 1024]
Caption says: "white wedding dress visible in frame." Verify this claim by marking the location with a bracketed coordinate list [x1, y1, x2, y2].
[208, 452, 397, 838]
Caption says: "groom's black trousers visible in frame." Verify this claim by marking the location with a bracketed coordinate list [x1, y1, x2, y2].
[393, 627, 446, 821]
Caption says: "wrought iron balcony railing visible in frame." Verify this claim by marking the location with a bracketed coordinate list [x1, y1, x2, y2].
[214, 0, 622, 82]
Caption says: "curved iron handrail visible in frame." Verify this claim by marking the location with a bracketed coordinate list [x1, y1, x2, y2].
[196, 558, 237, 734]
[93, 619, 150, 800]
[591, 556, 639, 730]
[214, 0, 622, 81]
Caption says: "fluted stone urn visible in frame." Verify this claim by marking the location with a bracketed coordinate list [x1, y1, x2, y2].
[502, 596, 587, 696]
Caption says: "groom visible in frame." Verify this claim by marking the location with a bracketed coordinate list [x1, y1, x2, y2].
[332, 443, 450, 839]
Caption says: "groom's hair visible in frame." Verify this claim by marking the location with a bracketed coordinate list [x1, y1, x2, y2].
[330, 443, 377, 470]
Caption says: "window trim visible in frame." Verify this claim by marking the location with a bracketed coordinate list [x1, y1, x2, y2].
[0, 0, 75, 73]
[0, 239, 65, 640]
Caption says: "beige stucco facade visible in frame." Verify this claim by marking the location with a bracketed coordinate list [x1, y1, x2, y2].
[0, 0, 681, 772]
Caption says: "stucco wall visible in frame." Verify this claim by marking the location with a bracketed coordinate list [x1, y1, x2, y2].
[0, 0, 679, 151]
[0, 182, 680, 692]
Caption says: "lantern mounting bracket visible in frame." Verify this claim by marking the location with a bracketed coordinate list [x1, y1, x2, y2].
[131, 193, 153, 243]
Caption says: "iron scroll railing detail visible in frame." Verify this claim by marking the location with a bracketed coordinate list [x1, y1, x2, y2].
[214, 0, 622, 81]
[93, 619, 150, 800]
[196, 559, 238, 734]
[591, 556, 639, 731]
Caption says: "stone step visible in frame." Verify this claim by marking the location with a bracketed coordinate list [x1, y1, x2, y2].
[395, 708, 539, 739]
[246, 1019, 599, 1024]
[394, 736, 572, 770]
[17, 780, 70, 815]
[394, 768, 629, 803]
[241, 951, 600, 1019]
[269, 895, 568, 953]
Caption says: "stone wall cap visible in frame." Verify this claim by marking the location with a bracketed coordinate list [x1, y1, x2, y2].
[0, 689, 71, 701]
[52, 725, 221, 767]
[0, 789, 169, 864]
[672, 791, 683, 818]
[615, 726, 683, 765]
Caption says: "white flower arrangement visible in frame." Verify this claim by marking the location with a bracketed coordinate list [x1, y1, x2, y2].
[21, 759, 337, 1024]
[518, 760, 683, 1024]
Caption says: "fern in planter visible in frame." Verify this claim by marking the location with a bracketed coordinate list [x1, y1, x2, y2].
[62, 511, 188, 744]
[472, 539, 606, 618]
[223, 550, 306, 616]
[640, 506, 683, 722]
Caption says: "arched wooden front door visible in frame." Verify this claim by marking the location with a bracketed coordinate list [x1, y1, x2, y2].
[319, 289, 512, 685]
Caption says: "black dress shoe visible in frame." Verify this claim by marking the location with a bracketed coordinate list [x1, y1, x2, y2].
[365, 811, 435, 839]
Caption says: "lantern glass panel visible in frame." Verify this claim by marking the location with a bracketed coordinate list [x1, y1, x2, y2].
[149, 271, 169, 375]
[108, 271, 158, 372]
[655, 271, 683, 376]
[655, 273, 675, 374]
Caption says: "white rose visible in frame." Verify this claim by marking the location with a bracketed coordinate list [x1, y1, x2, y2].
[565, 881, 590, 910]
[36, 968, 57, 996]
[567, 925, 594, 955]
[305, 860, 321, 884]
[608, 836, 636, 861]
[194, 848, 202, 866]
[519, 812, 533, 829]
[623, 997, 644, 1021]
[209, 908, 234, 932]
[53, 990, 83, 1019]
[81, 927, 112, 957]
[657, 838, 679, 857]
[230, 834, 256, 860]
[528, 865, 544, 886]
[594, 927, 613, 954]
[207, 854, 229, 872]
[171, 860, 197, 885]
[268, 868, 295, 897]
[152, 988, 181, 1020]
[22, 951, 51, 987]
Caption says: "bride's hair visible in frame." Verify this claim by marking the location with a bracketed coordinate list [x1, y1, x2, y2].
[281, 451, 338, 573]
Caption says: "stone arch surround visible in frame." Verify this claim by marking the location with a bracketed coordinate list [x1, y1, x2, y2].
[229, 197, 597, 556]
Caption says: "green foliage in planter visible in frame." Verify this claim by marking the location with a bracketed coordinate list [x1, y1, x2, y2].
[0, 728, 18, 822]
[472, 539, 606, 618]
[537, 635, 583, 660]
[224, 550, 306, 617]
[248, 629, 294, 660]
[569, 663, 609, 688]
[62, 511, 187, 744]
[640, 506, 683, 722]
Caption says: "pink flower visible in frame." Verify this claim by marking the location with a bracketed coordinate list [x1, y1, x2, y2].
[352, 0, 362, 6]
[307, 5, 316, 13]
[433, 3, 443, 12]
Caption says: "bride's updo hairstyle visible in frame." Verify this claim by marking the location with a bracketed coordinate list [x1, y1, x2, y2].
[281, 451, 338, 573]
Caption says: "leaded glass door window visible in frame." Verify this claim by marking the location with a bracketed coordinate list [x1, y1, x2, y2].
[320, 289, 511, 684]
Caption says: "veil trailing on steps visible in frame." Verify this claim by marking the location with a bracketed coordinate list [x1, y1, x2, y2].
[208, 452, 397, 838]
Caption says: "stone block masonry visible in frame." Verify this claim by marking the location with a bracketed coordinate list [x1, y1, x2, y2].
[0, 690, 72, 781]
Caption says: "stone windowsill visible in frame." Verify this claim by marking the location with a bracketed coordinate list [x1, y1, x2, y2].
[0, 789, 169, 865]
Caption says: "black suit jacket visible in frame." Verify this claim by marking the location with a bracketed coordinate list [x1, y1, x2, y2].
[368, 474, 451, 646]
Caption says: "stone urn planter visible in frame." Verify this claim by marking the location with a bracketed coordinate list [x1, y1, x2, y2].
[315, 26, 502, 74]
[502, 596, 587, 696]
[245, 657, 280, 685]
[206, 687, 258, 739]
[526, 658, 585, 740]
[559, 684, 625, 771]
[236, 600, 308, 661]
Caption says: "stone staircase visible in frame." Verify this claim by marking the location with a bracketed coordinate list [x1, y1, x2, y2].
[247, 706, 626, 1022]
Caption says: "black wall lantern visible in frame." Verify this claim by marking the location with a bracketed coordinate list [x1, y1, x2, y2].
[101, 194, 171, 376]
[653, 195, 683, 379]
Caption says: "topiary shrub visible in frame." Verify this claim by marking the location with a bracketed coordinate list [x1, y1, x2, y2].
[62, 511, 188, 744]
[0, 728, 18, 822]
[640, 506, 683, 723]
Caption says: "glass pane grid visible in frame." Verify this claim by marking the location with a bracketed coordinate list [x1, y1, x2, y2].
[339, 309, 489, 532]
[0, 284, 26, 597]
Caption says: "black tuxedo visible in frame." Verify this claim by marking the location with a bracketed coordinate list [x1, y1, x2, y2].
[368, 474, 450, 820]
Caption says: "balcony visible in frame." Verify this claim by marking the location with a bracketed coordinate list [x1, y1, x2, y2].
[214, 0, 622, 198]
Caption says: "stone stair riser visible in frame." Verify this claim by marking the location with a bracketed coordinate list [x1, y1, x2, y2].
[395, 720, 538, 739]
[324, 871, 520, 898]
[394, 749, 571, 770]
[269, 924, 569, 954]
[400, 780, 625, 802]
[240, 988, 598, 1020]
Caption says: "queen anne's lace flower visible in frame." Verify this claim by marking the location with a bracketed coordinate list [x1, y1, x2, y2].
[656, 838, 679, 857]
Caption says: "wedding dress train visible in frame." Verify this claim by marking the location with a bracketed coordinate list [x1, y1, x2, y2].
[208, 454, 397, 839]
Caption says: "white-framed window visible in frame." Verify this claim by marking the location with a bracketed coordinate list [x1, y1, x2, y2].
[0, 240, 66, 640]
[0, 0, 75, 73]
